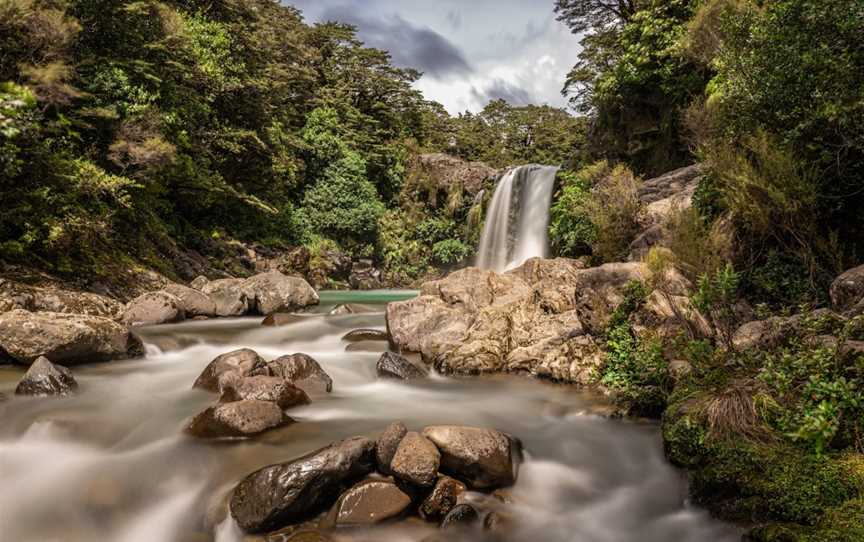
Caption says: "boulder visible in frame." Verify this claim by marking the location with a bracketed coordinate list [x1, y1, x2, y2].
[386, 295, 473, 356]
[376, 421, 408, 474]
[254, 354, 333, 396]
[345, 340, 387, 353]
[0, 279, 124, 319]
[220, 376, 310, 410]
[242, 271, 319, 315]
[323, 478, 411, 527]
[377, 352, 427, 381]
[440, 504, 480, 530]
[422, 425, 520, 489]
[571, 262, 652, 334]
[420, 267, 532, 313]
[0, 309, 144, 366]
[306, 249, 352, 290]
[230, 437, 376, 533]
[348, 260, 383, 290]
[506, 257, 587, 313]
[419, 476, 466, 521]
[638, 164, 703, 224]
[14, 356, 78, 396]
[193, 348, 266, 392]
[342, 328, 388, 342]
[190, 275, 209, 290]
[201, 278, 252, 317]
[390, 431, 440, 487]
[831, 264, 864, 313]
[186, 400, 292, 439]
[163, 283, 217, 318]
[122, 291, 185, 326]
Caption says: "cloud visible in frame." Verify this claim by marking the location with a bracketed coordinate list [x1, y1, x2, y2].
[471, 79, 533, 107]
[445, 10, 462, 30]
[317, 7, 472, 79]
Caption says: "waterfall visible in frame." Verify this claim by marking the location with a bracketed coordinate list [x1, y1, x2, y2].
[476, 164, 559, 272]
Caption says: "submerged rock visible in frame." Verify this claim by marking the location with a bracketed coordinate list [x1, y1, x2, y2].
[422, 425, 520, 489]
[230, 437, 376, 533]
[163, 283, 218, 318]
[390, 431, 440, 487]
[419, 475, 466, 521]
[186, 400, 292, 439]
[440, 503, 479, 530]
[242, 271, 319, 315]
[123, 291, 186, 326]
[0, 309, 144, 366]
[377, 352, 427, 380]
[254, 353, 333, 396]
[15, 356, 78, 396]
[220, 376, 310, 410]
[376, 421, 408, 474]
[342, 328, 388, 342]
[323, 478, 411, 527]
[193, 348, 266, 392]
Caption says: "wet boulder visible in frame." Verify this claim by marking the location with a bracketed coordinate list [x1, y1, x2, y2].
[440, 504, 480, 530]
[0, 309, 144, 366]
[201, 278, 253, 317]
[254, 353, 333, 396]
[242, 271, 319, 315]
[220, 376, 310, 410]
[230, 437, 376, 533]
[377, 352, 427, 380]
[185, 400, 292, 439]
[14, 356, 78, 396]
[419, 476, 466, 521]
[323, 478, 411, 527]
[831, 264, 864, 314]
[376, 421, 408, 474]
[422, 425, 521, 489]
[342, 328, 388, 342]
[391, 431, 440, 487]
[122, 291, 185, 326]
[163, 283, 217, 318]
[193, 348, 265, 392]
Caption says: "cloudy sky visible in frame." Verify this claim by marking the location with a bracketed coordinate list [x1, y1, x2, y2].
[286, 0, 581, 114]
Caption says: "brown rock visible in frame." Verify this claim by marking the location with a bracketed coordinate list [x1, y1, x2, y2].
[342, 328, 388, 342]
[376, 421, 408, 474]
[419, 476, 466, 521]
[324, 478, 411, 527]
[201, 278, 252, 317]
[377, 352, 427, 380]
[220, 376, 310, 410]
[163, 283, 217, 318]
[422, 425, 520, 489]
[193, 348, 265, 392]
[254, 354, 332, 396]
[242, 271, 319, 315]
[15, 356, 78, 396]
[440, 503, 479, 530]
[391, 431, 440, 487]
[831, 264, 864, 313]
[123, 291, 186, 326]
[185, 400, 293, 439]
[262, 314, 308, 327]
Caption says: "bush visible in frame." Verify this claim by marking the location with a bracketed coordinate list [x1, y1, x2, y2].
[663, 205, 732, 283]
[431, 239, 471, 266]
[549, 165, 603, 258]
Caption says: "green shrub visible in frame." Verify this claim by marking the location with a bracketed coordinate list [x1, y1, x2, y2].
[549, 167, 597, 258]
[431, 239, 471, 266]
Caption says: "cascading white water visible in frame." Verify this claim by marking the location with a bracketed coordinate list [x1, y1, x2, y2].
[476, 164, 559, 272]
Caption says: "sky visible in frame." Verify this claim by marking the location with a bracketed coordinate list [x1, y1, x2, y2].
[285, 0, 582, 115]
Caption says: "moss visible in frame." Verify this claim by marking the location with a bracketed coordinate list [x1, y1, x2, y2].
[662, 394, 709, 468]
[802, 498, 864, 542]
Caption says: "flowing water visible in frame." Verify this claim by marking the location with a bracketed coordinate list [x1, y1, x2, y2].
[0, 291, 742, 542]
[476, 165, 559, 272]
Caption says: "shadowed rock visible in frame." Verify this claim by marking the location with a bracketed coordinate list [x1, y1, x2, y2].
[831, 264, 864, 314]
[377, 352, 427, 380]
[419, 476, 466, 521]
[376, 421, 407, 474]
[193, 348, 266, 392]
[422, 425, 521, 489]
[342, 328, 388, 342]
[254, 353, 333, 396]
[440, 503, 479, 530]
[391, 431, 440, 487]
[220, 376, 310, 410]
[15, 356, 78, 396]
[230, 437, 375, 533]
[186, 400, 293, 439]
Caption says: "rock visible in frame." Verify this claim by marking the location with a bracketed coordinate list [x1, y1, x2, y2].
[14, 356, 78, 396]
[348, 260, 383, 290]
[376, 421, 408, 474]
[345, 340, 387, 353]
[307, 249, 352, 290]
[440, 504, 479, 530]
[122, 291, 185, 326]
[254, 353, 333, 396]
[422, 426, 520, 489]
[506, 257, 588, 313]
[329, 304, 380, 316]
[267, 531, 333, 542]
[386, 295, 473, 356]
[242, 271, 319, 315]
[420, 267, 533, 313]
[163, 283, 217, 318]
[190, 276, 209, 290]
[342, 328, 388, 342]
[230, 437, 376, 533]
[638, 164, 703, 224]
[262, 314, 308, 327]
[377, 352, 427, 380]
[668, 359, 693, 381]
[185, 400, 293, 439]
[220, 376, 310, 410]
[324, 478, 411, 527]
[419, 476, 466, 521]
[193, 348, 266, 392]
[571, 262, 652, 334]
[391, 431, 440, 487]
[831, 264, 864, 313]
[483, 511, 515, 533]
[410, 153, 498, 196]
[201, 278, 252, 317]
[0, 309, 144, 366]
[276, 246, 311, 276]
[0, 279, 124, 319]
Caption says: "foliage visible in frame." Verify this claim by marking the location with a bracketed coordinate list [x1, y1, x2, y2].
[549, 164, 604, 258]
[431, 239, 471, 266]
[663, 205, 732, 283]
[690, 264, 741, 349]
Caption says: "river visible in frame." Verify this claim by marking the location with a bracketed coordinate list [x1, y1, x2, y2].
[0, 291, 742, 542]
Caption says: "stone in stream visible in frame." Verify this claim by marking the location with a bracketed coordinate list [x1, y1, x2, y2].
[163, 283, 218, 318]
[230, 437, 376, 533]
[377, 352, 427, 380]
[390, 431, 440, 488]
[422, 425, 521, 489]
[242, 271, 319, 315]
[419, 476, 466, 521]
[122, 291, 186, 326]
[185, 400, 293, 439]
[193, 348, 266, 392]
[342, 328, 388, 342]
[15, 356, 78, 396]
[262, 313, 308, 327]
[345, 340, 388, 353]
[440, 503, 480, 530]
[253, 353, 333, 396]
[322, 478, 412, 527]
[376, 421, 408, 474]
[0, 309, 144, 366]
[219, 375, 310, 410]
[329, 303, 380, 316]
[201, 278, 253, 317]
